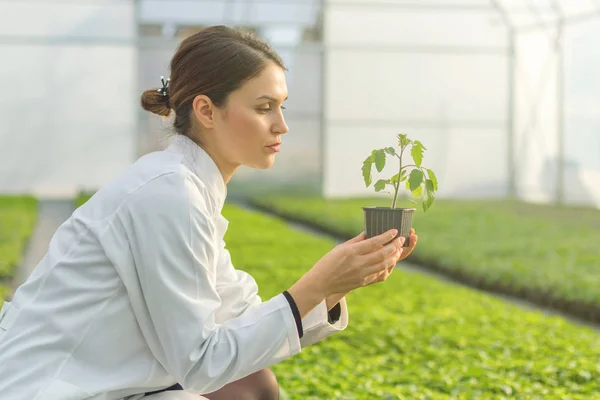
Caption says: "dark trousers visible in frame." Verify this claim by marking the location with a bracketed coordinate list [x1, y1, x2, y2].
[145, 383, 183, 396]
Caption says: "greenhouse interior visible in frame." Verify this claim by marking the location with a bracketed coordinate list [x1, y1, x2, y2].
[1, 1, 600, 398]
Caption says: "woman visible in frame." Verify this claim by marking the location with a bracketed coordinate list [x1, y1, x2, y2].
[0, 25, 417, 399]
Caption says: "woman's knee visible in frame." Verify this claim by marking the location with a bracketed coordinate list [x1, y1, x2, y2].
[251, 368, 279, 400]
[202, 368, 279, 400]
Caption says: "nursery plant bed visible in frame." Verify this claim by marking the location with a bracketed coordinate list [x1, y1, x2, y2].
[0, 285, 9, 306]
[221, 202, 600, 399]
[0, 196, 38, 305]
[245, 195, 600, 325]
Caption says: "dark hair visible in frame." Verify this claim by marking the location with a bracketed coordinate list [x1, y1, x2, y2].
[141, 25, 286, 137]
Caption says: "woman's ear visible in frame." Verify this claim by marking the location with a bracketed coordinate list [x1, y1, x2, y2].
[192, 94, 215, 130]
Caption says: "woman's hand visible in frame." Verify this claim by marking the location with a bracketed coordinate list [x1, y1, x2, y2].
[288, 229, 403, 318]
[288, 229, 414, 318]
[310, 228, 405, 296]
[325, 228, 418, 309]
[398, 228, 418, 261]
[366, 228, 418, 285]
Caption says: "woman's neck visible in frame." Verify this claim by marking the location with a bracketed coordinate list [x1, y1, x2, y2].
[194, 140, 237, 184]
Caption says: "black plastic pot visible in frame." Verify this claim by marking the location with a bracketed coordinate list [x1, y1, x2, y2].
[362, 206, 415, 247]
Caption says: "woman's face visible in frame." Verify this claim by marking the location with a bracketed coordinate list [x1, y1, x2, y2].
[193, 61, 289, 179]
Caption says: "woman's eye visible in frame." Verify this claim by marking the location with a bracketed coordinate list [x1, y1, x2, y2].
[257, 105, 285, 113]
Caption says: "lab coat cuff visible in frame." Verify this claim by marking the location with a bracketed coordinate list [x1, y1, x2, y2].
[282, 290, 303, 339]
[299, 297, 349, 348]
[277, 293, 303, 356]
[328, 302, 342, 324]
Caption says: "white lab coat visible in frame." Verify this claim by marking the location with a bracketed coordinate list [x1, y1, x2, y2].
[0, 135, 348, 400]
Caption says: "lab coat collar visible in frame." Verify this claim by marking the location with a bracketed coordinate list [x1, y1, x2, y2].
[167, 134, 227, 212]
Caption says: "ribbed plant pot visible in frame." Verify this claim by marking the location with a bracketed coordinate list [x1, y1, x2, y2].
[362, 206, 415, 247]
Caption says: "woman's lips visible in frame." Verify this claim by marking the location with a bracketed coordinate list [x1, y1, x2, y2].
[267, 142, 281, 152]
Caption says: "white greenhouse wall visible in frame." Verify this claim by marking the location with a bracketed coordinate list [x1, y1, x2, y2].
[564, 19, 600, 207]
[0, 1, 136, 197]
[2, 0, 598, 207]
[321, 2, 511, 200]
[321, 0, 600, 208]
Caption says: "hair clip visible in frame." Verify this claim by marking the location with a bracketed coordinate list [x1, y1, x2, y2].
[157, 76, 170, 97]
[157, 76, 171, 109]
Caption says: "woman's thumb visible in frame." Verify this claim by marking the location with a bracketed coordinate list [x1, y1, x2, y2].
[344, 231, 366, 245]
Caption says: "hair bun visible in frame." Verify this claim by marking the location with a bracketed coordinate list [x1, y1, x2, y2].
[141, 89, 171, 117]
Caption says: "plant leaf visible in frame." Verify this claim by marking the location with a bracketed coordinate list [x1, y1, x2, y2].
[399, 169, 408, 182]
[422, 180, 435, 212]
[423, 191, 435, 212]
[384, 147, 396, 155]
[374, 179, 387, 192]
[397, 133, 411, 148]
[414, 140, 427, 150]
[374, 150, 386, 172]
[426, 168, 438, 191]
[412, 184, 423, 198]
[426, 179, 435, 193]
[408, 169, 424, 192]
[390, 173, 400, 184]
[362, 157, 373, 187]
[411, 141, 425, 167]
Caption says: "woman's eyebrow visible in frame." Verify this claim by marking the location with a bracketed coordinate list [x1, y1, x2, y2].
[256, 95, 288, 102]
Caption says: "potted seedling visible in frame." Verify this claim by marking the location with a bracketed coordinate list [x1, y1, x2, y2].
[361, 133, 438, 247]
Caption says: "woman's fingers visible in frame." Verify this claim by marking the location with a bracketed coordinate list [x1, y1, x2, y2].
[356, 236, 404, 266]
[363, 249, 402, 277]
[365, 262, 395, 285]
[349, 229, 398, 255]
[343, 231, 366, 245]
[398, 232, 418, 260]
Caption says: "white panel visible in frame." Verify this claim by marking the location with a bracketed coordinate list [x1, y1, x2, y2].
[248, 2, 319, 24]
[325, 50, 507, 123]
[323, 125, 508, 199]
[324, 6, 507, 47]
[326, 0, 487, 5]
[0, 2, 134, 39]
[139, 1, 225, 25]
[560, 0, 600, 19]
[565, 19, 600, 171]
[261, 27, 304, 46]
[0, 45, 136, 196]
[513, 29, 559, 203]
[501, 0, 599, 29]
[563, 19, 600, 207]
[139, 0, 318, 25]
[274, 46, 322, 115]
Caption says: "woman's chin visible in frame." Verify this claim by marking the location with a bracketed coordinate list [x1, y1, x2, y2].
[260, 157, 276, 169]
[247, 156, 276, 170]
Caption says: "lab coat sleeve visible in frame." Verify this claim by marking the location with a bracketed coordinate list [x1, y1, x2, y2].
[298, 297, 349, 348]
[217, 238, 349, 348]
[214, 243, 263, 318]
[114, 173, 302, 394]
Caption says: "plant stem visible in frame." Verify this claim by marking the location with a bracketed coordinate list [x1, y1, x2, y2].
[399, 164, 418, 170]
[392, 148, 405, 208]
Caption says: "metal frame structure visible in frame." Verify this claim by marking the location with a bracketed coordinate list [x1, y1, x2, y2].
[317, 0, 600, 204]
[130, 0, 600, 204]
[490, 0, 600, 203]
[4, 0, 596, 201]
